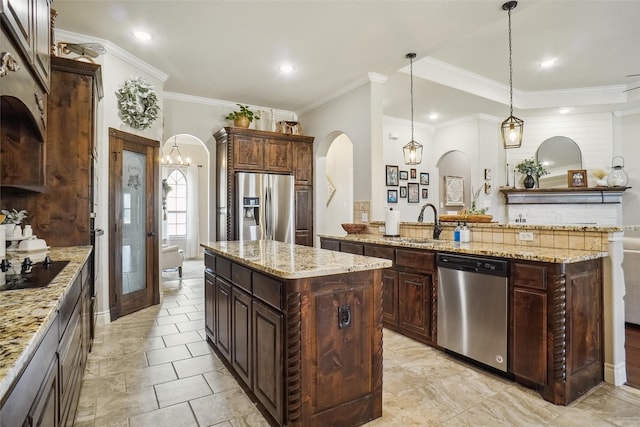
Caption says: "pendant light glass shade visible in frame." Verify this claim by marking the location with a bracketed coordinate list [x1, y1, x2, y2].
[501, 1, 523, 149]
[403, 52, 422, 165]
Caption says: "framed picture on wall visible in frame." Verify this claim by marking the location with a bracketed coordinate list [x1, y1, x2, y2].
[422, 188, 428, 199]
[410, 168, 417, 179]
[386, 165, 399, 186]
[399, 170, 408, 180]
[400, 186, 407, 198]
[420, 173, 429, 185]
[408, 182, 419, 203]
[387, 189, 398, 203]
[444, 175, 464, 206]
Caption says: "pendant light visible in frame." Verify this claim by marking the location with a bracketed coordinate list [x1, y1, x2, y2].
[403, 52, 423, 165]
[162, 136, 190, 168]
[501, 1, 524, 149]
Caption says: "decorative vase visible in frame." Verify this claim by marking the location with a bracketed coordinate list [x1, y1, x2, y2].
[523, 174, 535, 189]
[233, 116, 250, 128]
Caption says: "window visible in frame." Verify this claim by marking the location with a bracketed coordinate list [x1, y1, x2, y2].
[166, 169, 187, 237]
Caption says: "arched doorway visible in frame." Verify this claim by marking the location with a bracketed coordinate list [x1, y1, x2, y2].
[314, 132, 355, 243]
[161, 134, 209, 258]
[436, 150, 471, 213]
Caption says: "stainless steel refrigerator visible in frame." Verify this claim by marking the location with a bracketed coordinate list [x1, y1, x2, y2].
[236, 172, 295, 243]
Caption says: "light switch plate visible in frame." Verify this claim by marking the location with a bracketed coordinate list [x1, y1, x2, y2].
[361, 212, 368, 222]
[519, 232, 534, 241]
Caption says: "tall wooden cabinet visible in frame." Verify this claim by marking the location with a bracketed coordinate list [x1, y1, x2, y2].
[215, 127, 315, 246]
[2, 57, 103, 246]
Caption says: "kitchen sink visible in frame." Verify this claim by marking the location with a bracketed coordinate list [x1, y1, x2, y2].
[384, 237, 448, 245]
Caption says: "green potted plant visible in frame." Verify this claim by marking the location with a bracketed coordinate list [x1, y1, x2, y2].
[225, 104, 259, 128]
[515, 157, 548, 188]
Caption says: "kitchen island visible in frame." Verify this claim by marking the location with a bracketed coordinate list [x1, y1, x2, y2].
[200, 240, 391, 427]
[320, 233, 608, 405]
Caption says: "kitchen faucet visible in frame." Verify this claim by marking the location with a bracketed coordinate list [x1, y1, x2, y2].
[417, 203, 443, 240]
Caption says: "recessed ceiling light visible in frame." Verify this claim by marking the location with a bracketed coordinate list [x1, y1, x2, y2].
[279, 64, 294, 73]
[558, 108, 571, 114]
[429, 113, 439, 120]
[133, 30, 152, 41]
[540, 58, 557, 68]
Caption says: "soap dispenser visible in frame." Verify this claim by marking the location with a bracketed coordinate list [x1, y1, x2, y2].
[454, 222, 461, 242]
[461, 222, 471, 243]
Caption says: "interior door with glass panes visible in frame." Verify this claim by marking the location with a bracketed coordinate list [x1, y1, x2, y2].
[108, 128, 160, 320]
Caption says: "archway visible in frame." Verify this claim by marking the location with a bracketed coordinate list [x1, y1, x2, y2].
[314, 131, 355, 244]
[436, 150, 471, 214]
[161, 134, 209, 258]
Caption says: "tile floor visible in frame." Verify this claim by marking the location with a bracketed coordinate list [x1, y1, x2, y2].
[75, 260, 640, 426]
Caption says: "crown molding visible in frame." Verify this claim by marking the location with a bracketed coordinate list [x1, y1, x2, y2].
[163, 92, 295, 119]
[56, 30, 169, 82]
[298, 72, 388, 116]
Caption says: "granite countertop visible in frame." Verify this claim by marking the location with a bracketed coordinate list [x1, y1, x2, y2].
[0, 246, 92, 402]
[200, 240, 392, 279]
[319, 233, 608, 264]
[368, 220, 624, 232]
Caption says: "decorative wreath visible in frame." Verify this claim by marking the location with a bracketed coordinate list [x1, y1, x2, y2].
[115, 77, 160, 130]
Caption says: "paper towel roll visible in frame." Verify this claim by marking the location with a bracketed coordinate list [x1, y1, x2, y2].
[0, 227, 5, 257]
[385, 208, 400, 237]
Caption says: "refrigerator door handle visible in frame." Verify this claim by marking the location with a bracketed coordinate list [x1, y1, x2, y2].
[267, 187, 273, 239]
[264, 186, 270, 239]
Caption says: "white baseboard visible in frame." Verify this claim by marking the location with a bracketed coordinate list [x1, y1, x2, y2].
[604, 361, 627, 386]
[96, 310, 111, 325]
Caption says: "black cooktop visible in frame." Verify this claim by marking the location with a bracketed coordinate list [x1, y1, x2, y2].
[0, 260, 69, 291]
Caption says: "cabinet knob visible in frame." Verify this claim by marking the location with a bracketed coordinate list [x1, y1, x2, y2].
[0, 52, 20, 77]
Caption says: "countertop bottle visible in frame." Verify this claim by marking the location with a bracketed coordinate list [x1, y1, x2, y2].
[461, 222, 471, 243]
[454, 222, 461, 242]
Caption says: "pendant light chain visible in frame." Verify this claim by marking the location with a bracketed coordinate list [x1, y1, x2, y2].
[508, 5, 514, 117]
[410, 54, 415, 142]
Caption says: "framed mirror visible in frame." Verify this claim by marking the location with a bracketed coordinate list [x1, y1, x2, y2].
[536, 136, 582, 188]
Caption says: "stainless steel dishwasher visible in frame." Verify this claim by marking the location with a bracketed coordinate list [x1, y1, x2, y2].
[437, 253, 509, 372]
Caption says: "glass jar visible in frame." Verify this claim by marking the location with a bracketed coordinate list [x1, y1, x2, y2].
[607, 156, 628, 187]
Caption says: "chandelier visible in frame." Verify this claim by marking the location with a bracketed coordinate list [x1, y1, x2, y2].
[403, 52, 423, 165]
[162, 136, 190, 168]
[501, 1, 524, 149]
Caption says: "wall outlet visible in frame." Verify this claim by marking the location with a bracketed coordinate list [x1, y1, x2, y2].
[519, 232, 534, 241]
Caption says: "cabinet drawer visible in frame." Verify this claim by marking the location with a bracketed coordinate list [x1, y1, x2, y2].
[232, 263, 252, 293]
[341, 241, 364, 255]
[205, 252, 215, 272]
[253, 273, 283, 310]
[396, 249, 435, 272]
[320, 238, 340, 251]
[59, 275, 81, 340]
[364, 244, 395, 264]
[217, 257, 232, 281]
[59, 302, 82, 406]
[512, 262, 546, 290]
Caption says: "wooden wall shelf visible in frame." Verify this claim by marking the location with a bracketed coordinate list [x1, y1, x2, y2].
[500, 187, 630, 204]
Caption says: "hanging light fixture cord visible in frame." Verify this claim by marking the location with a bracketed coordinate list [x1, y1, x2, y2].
[507, 2, 514, 117]
[408, 53, 415, 142]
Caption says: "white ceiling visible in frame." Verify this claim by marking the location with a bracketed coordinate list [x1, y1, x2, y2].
[53, 0, 640, 125]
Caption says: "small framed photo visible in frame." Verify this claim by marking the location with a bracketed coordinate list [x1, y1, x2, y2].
[568, 169, 588, 188]
[408, 182, 419, 203]
[410, 168, 417, 179]
[484, 182, 492, 194]
[387, 189, 398, 203]
[420, 172, 429, 185]
[399, 186, 407, 198]
[386, 165, 399, 186]
[484, 168, 492, 181]
[399, 170, 408, 180]
[421, 188, 429, 199]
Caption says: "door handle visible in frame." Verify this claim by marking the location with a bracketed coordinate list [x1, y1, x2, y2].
[147, 231, 155, 237]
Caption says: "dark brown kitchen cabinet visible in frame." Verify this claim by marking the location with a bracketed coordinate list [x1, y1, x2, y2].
[28, 357, 59, 427]
[364, 244, 397, 327]
[215, 127, 315, 246]
[320, 238, 340, 251]
[1, 57, 102, 245]
[231, 287, 253, 387]
[215, 277, 232, 362]
[340, 241, 364, 255]
[205, 272, 216, 341]
[510, 259, 603, 405]
[253, 300, 283, 425]
[204, 249, 382, 426]
[398, 272, 433, 341]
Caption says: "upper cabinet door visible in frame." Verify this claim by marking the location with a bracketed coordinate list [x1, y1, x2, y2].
[233, 135, 264, 170]
[1, 0, 33, 60]
[264, 138, 292, 173]
[294, 141, 313, 185]
[32, 0, 50, 92]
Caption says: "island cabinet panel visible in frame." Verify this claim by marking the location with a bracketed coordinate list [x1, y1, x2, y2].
[510, 259, 603, 405]
[204, 272, 216, 341]
[203, 249, 383, 426]
[253, 300, 283, 424]
[215, 277, 232, 362]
